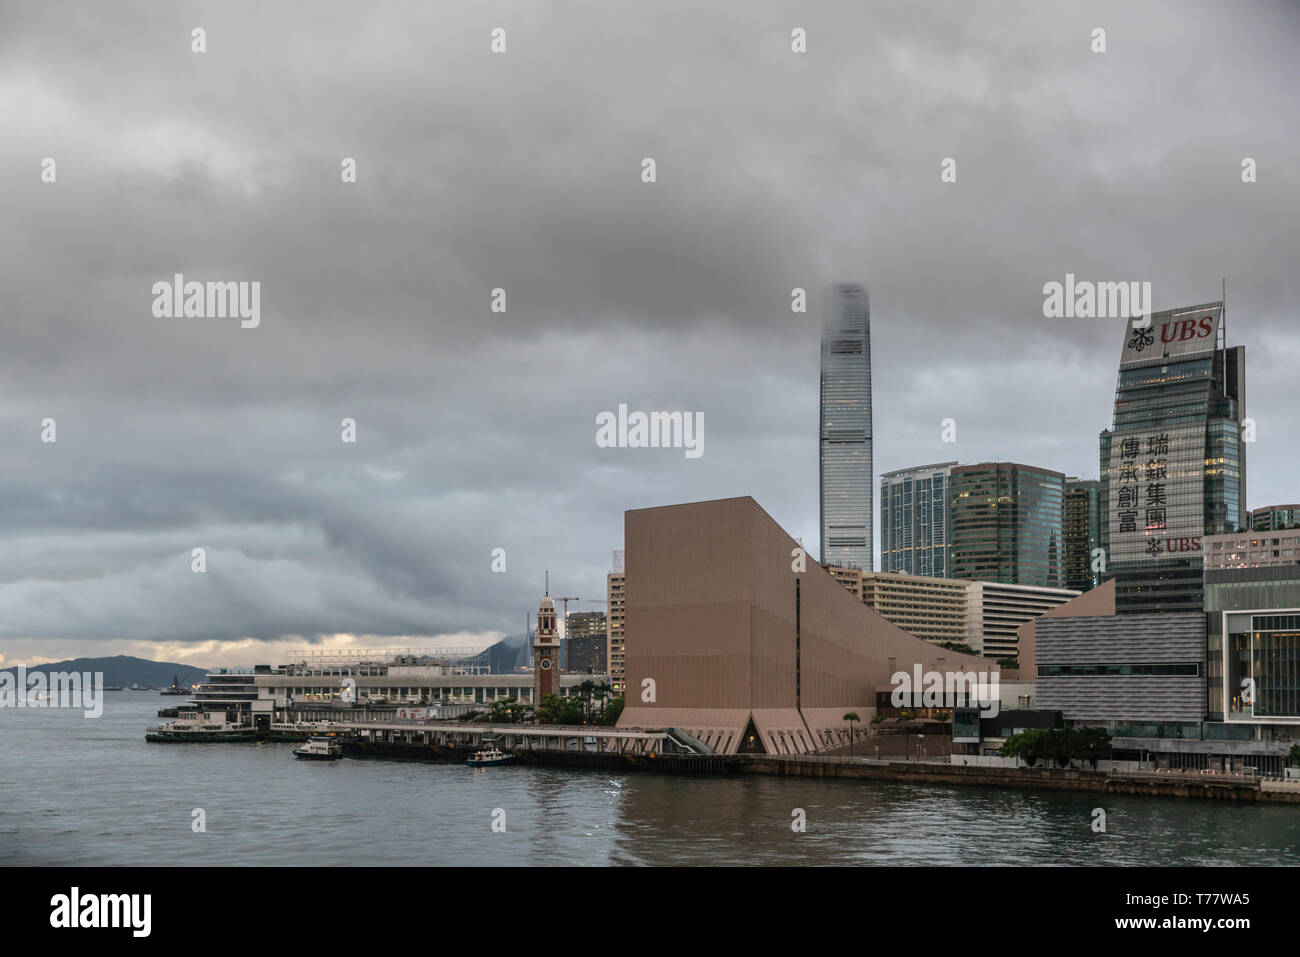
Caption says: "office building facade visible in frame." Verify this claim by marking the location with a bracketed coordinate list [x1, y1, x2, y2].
[949, 462, 1066, 588]
[1099, 302, 1246, 614]
[826, 566, 971, 647]
[1034, 613, 1207, 723]
[967, 580, 1080, 661]
[606, 550, 626, 695]
[564, 610, 608, 674]
[819, 283, 873, 570]
[1063, 477, 1101, 592]
[880, 462, 956, 577]
[1204, 528, 1300, 728]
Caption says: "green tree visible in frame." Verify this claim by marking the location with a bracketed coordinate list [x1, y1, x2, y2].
[1074, 727, 1113, 769]
[589, 681, 611, 716]
[596, 696, 625, 726]
[485, 696, 529, 724]
[1287, 744, 1300, 767]
[1000, 728, 1050, 766]
[537, 693, 585, 726]
[843, 712, 860, 756]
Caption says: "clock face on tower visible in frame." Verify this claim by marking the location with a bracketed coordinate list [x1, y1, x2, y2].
[540, 658, 552, 670]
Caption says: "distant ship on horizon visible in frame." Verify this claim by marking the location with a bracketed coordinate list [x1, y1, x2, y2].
[159, 675, 190, 696]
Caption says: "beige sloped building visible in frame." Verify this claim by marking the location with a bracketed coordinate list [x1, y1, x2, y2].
[618, 496, 994, 754]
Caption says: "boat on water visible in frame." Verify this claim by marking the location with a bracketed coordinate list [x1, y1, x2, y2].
[293, 737, 344, 761]
[129, 683, 154, 691]
[103, 686, 124, 692]
[159, 675, 190, 696]
[466, 747, 515, 767]
[145, 711, 257, 743]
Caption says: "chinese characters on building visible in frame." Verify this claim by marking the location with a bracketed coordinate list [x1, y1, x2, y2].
[1116, 433, 1169, 556]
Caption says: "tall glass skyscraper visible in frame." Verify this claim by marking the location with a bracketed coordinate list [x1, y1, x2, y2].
[949, 462, 1066, 588]
[819, 284, 873, 570]
[1063, 477, 1101, 591]
[1099, 302, 1246, 614]
[880, 462, 956, 576]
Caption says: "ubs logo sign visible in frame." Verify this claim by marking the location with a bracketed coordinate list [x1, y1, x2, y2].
[1146, 537, 1202, 557]
[1160, 316, 1216, 343]
[1126, 314, 1216, 356]
[1128, 325, 1156, 353]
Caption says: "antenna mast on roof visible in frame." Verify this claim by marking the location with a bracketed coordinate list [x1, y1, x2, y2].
[1222, 276, 1228, 399]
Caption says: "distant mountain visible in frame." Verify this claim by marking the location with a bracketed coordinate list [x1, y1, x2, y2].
[487, 633, 531, 674]
[0, 655, 208, 689]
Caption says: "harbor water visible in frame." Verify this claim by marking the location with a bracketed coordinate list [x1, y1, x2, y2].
[4, 695, 1299, 866]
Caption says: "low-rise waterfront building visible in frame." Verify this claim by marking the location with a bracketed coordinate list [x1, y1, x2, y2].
[825, 567, 971, 647]
[1034, 612, 1207, 723]
[967, 580, 1080, 661]
[827, 567, 1078, 660]
[1204, 528, 1300, 570]
[171, 649, 607, 735]
[617, 496, 995, 755]
[1203, 535, 1300, 764]
[1025, 559, 1299, 773]
[1250, 504, 1300, 531]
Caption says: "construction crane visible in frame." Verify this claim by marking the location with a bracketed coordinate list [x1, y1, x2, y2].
[553, 597, 578, 668]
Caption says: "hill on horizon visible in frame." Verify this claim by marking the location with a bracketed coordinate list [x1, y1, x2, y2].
[0, 655, 208, 688]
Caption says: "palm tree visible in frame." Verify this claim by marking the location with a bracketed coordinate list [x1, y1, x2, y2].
[843, 712, 861, 756]
[576, 679, 597, 721]
[590, 681, 611, 716]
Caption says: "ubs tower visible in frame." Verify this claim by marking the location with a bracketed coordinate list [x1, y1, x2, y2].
[1099, 302, 1246, 614]
[819, 284, 873, 570]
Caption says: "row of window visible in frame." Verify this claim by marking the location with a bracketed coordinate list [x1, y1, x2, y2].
[1038, 663, 1200, 677]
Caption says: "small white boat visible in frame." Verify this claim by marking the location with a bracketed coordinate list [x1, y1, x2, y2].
[466, 747, 515, 767]
[294, 736, 344, 761]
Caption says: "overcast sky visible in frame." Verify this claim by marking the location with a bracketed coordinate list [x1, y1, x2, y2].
[2, 1, 1297, 668]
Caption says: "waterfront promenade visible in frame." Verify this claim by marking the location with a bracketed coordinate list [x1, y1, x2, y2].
[260, 715, 1300, 803]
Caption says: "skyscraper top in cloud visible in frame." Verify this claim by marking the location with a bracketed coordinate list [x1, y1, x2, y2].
[820, 284, 873, 570]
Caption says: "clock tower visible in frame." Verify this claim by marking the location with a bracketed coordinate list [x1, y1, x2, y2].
[533, 589, 560, 716]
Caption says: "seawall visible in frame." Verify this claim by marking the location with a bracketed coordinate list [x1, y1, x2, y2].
[733, 755, 1300, 803]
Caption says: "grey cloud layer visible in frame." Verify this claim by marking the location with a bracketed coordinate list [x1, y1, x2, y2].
[1, 0, 1297, 662]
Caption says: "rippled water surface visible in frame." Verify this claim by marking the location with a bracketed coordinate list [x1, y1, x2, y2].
[4, 696, 1298, 865]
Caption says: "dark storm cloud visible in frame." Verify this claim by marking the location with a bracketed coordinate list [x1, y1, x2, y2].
[0, 0, 1296, 663]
